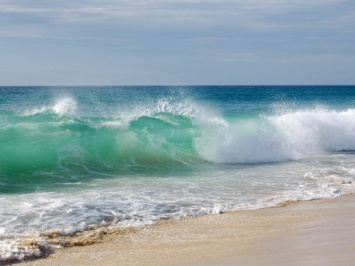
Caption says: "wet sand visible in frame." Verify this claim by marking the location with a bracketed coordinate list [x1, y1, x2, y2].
[20, 194, 355, 266]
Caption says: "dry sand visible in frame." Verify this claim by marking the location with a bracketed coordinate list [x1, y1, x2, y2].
[20, 194, 355, 266]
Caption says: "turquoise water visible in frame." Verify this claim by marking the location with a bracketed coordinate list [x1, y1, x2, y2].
[1, 86, 355, 261]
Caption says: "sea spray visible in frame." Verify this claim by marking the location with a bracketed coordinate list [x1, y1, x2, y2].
[52, 97, 77, 116]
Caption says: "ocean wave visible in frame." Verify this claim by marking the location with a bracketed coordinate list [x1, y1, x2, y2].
[1, 97, 355, 190]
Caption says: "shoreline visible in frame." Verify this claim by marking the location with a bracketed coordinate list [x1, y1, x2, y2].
[18, 193, 355, 265]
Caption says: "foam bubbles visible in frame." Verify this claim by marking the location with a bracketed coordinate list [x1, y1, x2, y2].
[0, 238, 50, 264]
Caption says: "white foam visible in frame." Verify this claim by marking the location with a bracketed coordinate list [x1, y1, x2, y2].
[272, 108, 355, 153]
[52, 97, 77, 116]
[195, 108, 355, 164]
[0, 238, 50, 264]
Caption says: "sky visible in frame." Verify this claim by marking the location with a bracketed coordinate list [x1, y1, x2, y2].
[0, 0, 354, 85]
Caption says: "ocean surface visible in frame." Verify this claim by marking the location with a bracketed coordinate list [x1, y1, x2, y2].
[1, 86, 355, 262]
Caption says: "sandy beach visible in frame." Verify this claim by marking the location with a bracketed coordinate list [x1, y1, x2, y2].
[18, 193, 355, 266]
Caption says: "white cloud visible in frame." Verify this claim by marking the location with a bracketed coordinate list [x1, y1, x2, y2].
[0, 0, 349, 27]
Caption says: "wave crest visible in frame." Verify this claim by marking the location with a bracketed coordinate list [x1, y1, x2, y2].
[195, 108, 355, 163]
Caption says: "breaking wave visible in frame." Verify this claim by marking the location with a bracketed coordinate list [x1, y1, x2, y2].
[1, 96, 355, 192]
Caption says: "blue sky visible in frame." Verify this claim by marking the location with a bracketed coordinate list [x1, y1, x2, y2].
[0, 0, 354, 85]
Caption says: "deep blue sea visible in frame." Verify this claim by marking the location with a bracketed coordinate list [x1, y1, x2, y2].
[1, 86, 355, 261]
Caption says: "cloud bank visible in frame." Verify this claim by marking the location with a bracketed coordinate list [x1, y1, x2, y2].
[0, 0, 354, 85]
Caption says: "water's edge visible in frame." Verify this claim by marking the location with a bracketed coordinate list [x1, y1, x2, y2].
[4, 192, 353, 265]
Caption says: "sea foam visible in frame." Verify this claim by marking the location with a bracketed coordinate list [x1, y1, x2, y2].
[195, 108, 355, 164]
